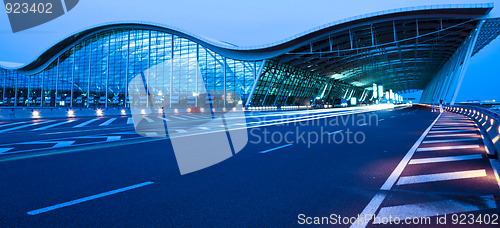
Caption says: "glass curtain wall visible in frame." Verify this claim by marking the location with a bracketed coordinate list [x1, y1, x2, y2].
[0, 28, 259, 108]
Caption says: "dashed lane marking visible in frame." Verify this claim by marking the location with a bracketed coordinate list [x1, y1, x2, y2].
[260, 144, 293, 154]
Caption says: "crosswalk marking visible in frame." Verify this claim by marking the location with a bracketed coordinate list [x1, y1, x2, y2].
[426, 133, 479, 138]
[99, 118, 117, 126]
[0, 121, 27, 128]
[76, 135, 122, 142]
[143, 117, 154, 122]
[422, 138, 478, 144]
[33, 119, 76, 130]
[176, 129, 187, 133]
[159, 117, 171, 121]
[0, 120, 56, 133]
[428, 127, 477, 131]
[127, 117, 134, 124]
[396, 169, 487, 185]
[374, 195, 496, 224]
[429, 129, 477, 134]
[409, 154, 483, 165]
[0, 148, 14, 154]
[197, 127, 209, 130]
[416, 144, 480, 152]
[73, 119, 99, 128]
[171, 116, 187, 120]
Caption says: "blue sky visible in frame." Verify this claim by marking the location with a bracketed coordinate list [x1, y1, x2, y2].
[0, 0, 498, 102]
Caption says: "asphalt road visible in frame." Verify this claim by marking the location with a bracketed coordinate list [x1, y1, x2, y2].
[0, 105, 498, 227]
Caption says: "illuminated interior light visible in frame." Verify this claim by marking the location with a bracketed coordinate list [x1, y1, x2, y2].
[96, 109, 103, 116]
[32, 111, 40, 118]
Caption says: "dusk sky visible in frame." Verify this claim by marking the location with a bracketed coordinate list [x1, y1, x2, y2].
[0, 0, 498, 102]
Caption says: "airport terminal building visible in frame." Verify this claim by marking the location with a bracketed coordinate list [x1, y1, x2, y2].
[1, 4, 499, 109]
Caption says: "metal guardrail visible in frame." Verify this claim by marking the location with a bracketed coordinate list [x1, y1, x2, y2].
[445, 105, 500, 157]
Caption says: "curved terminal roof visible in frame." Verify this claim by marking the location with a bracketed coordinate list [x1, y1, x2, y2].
[3, 3, 499, 93]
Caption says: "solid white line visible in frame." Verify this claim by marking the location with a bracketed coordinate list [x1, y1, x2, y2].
[374, 195, 496, 224]
[260, 144, 293, 154]
[416, 144, 480, 152]
[422, 138, 478, 144]
[426, 133, 479, 138]
[127, 117, 133, 124]
[396, 169, 486, 185]
[429, 130, 477, 134]
[409, 154, 483, 165]
[143, 117, 154, 122]
[99, 118, 117, 126]
[328, 130, 344, 135]
[73, 119, 98, 128]
[27, 181, 154, 215]
[0, 120, 56, 133]
[33, 120, 76, 130]
[350, 113, 442, 228]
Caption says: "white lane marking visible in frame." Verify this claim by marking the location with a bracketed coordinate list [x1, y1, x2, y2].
[197, 127, 209, 130]
[409, 154, 483, 165]
[33, 120, 76, 130]
[374, 195, 496, 224]
[27, 181, 154, 215]
[171, 116, 187, 120]
[0, 120, 56, 133]
[99, 118, 117, 126]
[328, 130, 344, 135]
[378, 119, 385, 121]
[19, 141, 75, 148]
[260, 144, 293, 154]
[429, 127, 477, 130]
[145, 132, 159, 137]
[416, 144, 480, 152]
[0, 148, 14, 154]
[143, 117, 154, 123]
[350, 113, 441, 228]
[359, 123, 368, 126]
[159, 117, 171, 122]
[433, 124, 475, 127]
[176, 129, 187, 133]
[422, 138, 478, 144]
[426, 133, 479, 138]
[127, 117, 134, 124]
[0, 121, 27, 128]
[397, 169, 487, 185]
[73, 119, 99, 128]
[429, 130, 477, 134]
[76, 136, 121, 142]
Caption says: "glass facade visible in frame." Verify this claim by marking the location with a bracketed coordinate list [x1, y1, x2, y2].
[0, 29, 261, 108]
[248, 60, 364, 106]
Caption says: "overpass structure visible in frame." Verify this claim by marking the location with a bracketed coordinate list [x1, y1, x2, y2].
[0, 4, 499, 109]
